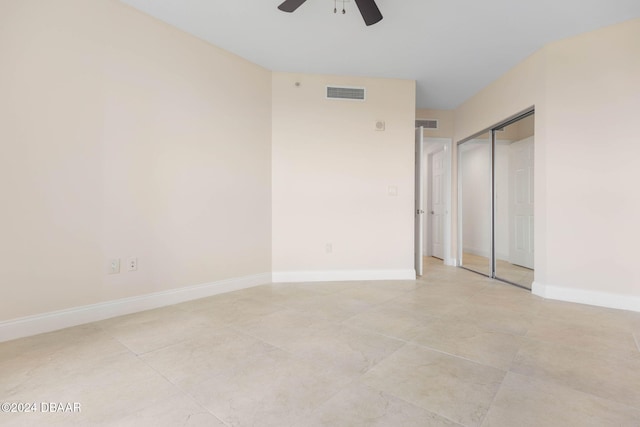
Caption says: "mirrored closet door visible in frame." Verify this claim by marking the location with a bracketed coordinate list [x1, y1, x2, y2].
[458, 111, 534, 289]
[459, 131, 492, 277]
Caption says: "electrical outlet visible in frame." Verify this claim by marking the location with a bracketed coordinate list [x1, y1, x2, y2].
[127, 257, 138, 272]
[325, 243, 333, 254]
[108, 258, 120, 274]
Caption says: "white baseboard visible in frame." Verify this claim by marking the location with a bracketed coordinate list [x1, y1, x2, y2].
[272, 269, 416, 283]
[462, 247, 490, 258]
[0, 273, 272, 343]
[532, 281, 640, 313]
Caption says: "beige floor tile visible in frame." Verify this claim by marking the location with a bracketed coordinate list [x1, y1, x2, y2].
[385, 293, 468, 318]
[303, 382, 462, 427]
[470, 284, 542, 313]
[184, 348, 349, 427]
[442, 304, 534, 336]
[4, 259, 640, 426]
[335, 283, 414, 305]
[408, 319, 523, 370]
[3, 351, 180, 425]
[140, 327, 277, 387]
[410, 278, 488, 299]
[234, 283, 327, 305]
[106, 393, 225, 427]
[1, 408, 87, 427]
[0, 326, 129, 400]
[482, 372, 640, 427]
[362, 344, 506, 427]
[534, 298, 634, 332]
[231, 307, 337, 348]
[629, 312, 640, 352]
[267, 280, 358, 295]
[525, 316, 639, 361]
[278, 292, 376, 321]
[366, 279, 425, 292]
[512, 338, 640, 409]
[343, 304, 439, 341]
[178, 295, 284, 326]
[173, 288, 287, 318]
[0, 324, 104, 361]
[98, 306, 223, 355]
[281, 323, 405, 377]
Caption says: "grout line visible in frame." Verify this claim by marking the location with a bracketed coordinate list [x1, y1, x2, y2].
[362, 381, 466, 427]
[478, 370, 509, 427]
[408, 340, 510, 373]
[134, 352, 231, 426]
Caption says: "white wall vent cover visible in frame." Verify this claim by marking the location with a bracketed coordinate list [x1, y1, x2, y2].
[326, 86, 366, 101]
[415, 119, 438, 129]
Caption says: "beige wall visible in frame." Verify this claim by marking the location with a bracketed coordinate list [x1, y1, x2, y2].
[416, 108, 454, 139]
[0, 0, 272, 321]
[543, 18, 640, 296]
[453, 18, 640, 303]
[272, 73, 416, 274]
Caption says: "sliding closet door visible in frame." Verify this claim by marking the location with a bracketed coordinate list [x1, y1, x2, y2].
[459, 132, 492, 276]
[494, 114, 535, 288]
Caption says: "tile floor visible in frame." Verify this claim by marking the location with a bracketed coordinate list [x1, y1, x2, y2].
[1, 258, 640, 426]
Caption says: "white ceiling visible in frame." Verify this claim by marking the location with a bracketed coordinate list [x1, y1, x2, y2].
[119, 0, 640, 109]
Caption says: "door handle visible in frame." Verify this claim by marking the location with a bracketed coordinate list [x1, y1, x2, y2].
[431, 211, 435, 214]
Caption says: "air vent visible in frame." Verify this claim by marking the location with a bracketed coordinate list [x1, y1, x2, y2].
[326, 86, 366, 101]
[416, 119, 438, 129]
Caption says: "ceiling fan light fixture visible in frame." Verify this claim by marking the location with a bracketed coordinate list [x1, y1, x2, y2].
[278, 0, 383, 26]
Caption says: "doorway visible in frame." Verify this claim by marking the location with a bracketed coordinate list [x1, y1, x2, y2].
[458, 110, 534, 289]
[415, 133, 452, 277]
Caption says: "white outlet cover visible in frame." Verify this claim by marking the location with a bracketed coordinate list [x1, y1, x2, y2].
[127, 257, 138, 272]
[108, 258, 120, 274]
[388, 186, 398, 197]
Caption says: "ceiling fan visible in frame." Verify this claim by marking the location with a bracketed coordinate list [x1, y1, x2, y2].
[278, 0, 383, 26]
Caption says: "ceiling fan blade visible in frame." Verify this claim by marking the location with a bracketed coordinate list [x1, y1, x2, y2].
[278, 0, 308, 13]
[353, 0, 383, 26]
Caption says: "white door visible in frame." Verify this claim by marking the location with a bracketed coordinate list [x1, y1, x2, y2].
[415, 128, 424, 276]
[430, 150, 445, 259]
[509, 136, 534, 269]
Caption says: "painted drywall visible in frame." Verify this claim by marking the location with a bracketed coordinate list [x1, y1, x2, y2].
[272, 73, 416, 277]
[459, 140, 492, 260]
[454, 18, 640, 307]
[543, 18, 640, 298]
[416, 109, 454, 139]
[0, 0, 272, 322]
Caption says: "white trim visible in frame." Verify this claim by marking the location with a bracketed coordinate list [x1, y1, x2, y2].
[463, 246, 490, 258]
[272, 269, 416, 283]
[444, 257, 457, 267]
[0, 273, 271, 343]
[532, 281, 640, 313]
